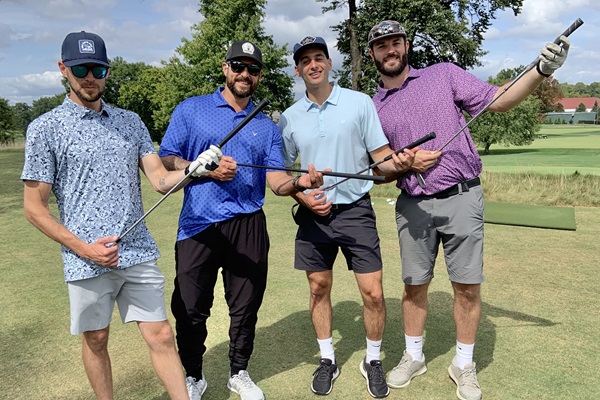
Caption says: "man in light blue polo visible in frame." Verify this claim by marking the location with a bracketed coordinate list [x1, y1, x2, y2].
[278, 35, 415, 399]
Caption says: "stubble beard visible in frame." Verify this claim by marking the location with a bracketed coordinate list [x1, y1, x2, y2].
[70, 82, 104, 103]
[375, 53, 408, 78]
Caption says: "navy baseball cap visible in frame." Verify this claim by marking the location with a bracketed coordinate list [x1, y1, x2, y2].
[368, 20, 407, 47]
[293, 36, 329, 65]
[61, 31, 110, 67]
[226, 41, 263, 67]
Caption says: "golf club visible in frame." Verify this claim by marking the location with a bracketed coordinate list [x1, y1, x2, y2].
[416, 18, 584, 188]
[315, 131, 436, 199]
[236, 164, 387, 182]
[115, 98, 271, 244]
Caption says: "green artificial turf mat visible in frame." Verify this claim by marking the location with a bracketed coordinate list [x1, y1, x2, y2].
[485, 201, 576, 231]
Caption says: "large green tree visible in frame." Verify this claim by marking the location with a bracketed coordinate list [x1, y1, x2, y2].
[318, 0, 523, 93]
[0, 97, 17, 145]
[11, 102, 32, 132]
[152, 0, 294, 135]
[469, 67, 541, 154]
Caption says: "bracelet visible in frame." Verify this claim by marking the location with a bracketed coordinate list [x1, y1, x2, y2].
[292, 176, 306, 192]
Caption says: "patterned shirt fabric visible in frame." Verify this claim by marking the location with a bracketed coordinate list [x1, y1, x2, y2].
[21, 97, 160, 282]
[373, 63, 498, 196]
[279, 84, 389, 204]
[158, 88, 284, 241]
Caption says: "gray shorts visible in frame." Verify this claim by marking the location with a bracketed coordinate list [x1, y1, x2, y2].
[395, 186, 485, 285]
[293, 195, 383, 273]
[67, 261, 167, 335]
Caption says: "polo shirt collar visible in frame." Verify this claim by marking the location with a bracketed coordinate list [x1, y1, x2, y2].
[213, 87, 255, 114]
[62, 96, 110, 118]
[301, 83, 341, 111]
[376, 66, 420, 99]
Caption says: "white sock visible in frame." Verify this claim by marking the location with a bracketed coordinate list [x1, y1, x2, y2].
[366, 338, 382, 363]
[405, 334, 424, 362]
[317, 337, 335, 364]
[453, 341, 474, 369]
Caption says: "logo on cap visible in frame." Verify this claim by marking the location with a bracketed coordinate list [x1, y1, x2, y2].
[241, 42, 255, 56]
[300, 36, 317, 45]
[78, 39, 96, 55]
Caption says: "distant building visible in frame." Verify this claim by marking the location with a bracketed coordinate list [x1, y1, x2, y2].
[556, 97, 600, 112]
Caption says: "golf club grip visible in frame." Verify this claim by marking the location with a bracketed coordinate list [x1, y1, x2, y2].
[555, 18, 584, 44]
[218, 98, 270, 148]
[383, 132, 437, 162]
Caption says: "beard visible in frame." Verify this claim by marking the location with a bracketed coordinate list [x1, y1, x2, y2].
[226, 75, 258, 99]
[70, 82, 104, 103]
[375, 53, 408, 78]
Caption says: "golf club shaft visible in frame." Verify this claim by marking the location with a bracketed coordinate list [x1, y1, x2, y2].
[320, 132, 436, 192]
[116, 99, 271, 244]
[438, 18, 584, 152]
[236, 163, 386, 182]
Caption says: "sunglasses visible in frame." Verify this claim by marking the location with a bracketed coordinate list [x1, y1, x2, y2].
[71, 65, 109, 79]
[369, 22, 405, 42]
[228, 61, 262, 77]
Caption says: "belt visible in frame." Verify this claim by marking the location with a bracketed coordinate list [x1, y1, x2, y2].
[415, 177, 480, 199]
[330, 193, 371, 210]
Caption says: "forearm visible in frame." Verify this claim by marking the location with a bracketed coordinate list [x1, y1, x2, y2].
[268, 172, 304, 197]
[488, 67, 545, 112]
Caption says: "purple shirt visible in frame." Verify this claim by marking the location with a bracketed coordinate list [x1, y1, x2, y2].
[373, 63, 497, 196]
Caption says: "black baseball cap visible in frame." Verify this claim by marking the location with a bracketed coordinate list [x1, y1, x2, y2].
[226, 41, 263, 67]
[293, 36, 329, 65]
[368, 20, 407, 47]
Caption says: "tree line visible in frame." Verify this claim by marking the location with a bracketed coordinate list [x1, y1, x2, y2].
[1, 0, 597, 151]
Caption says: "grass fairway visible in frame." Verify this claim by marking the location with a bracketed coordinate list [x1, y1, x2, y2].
[481, 125, 600, 175]
[2, 141, 599, 399]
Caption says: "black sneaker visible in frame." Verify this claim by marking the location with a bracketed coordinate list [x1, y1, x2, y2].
[311, 358, 340, 395]
[359, 358, 390, 398]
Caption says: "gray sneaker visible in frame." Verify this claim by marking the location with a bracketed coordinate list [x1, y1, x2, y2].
[186, 374, 207, 400]
[448, 363, 482, 400]
[387, 351, 427, 388]
[227, 370, 265, 400]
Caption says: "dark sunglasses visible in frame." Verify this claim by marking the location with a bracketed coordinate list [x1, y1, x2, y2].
[228, 60, 262, 76]
[71, 65, 109, 79]
[369, 22, 405, 41]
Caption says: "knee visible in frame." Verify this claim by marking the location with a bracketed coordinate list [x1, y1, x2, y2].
[454, 283, 481, 304]
[83, 328, 110, 353]
[308, 276, 331, 300]
[363, 287, 385, 309]
[142, 321, 176, 350]
[403, 283, 429, 302]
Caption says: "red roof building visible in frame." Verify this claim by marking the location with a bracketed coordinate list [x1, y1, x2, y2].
[557, 97, 600, 112]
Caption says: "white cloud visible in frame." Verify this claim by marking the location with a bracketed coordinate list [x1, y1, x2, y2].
[0, 71, 63, 104]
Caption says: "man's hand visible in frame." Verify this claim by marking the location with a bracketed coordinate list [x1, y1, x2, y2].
[301, 190, 332, 217]
[86, 236, 120, 268]
[538, 35, 570, 77]
[411, 149, 441, 173]
[187, 145, 223, 177]
[294, 163, 325, 191]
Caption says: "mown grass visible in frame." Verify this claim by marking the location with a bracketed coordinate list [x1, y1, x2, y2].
[2, 125, 599, 399]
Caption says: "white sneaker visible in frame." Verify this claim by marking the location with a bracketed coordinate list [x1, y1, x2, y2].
[227, 370, 265, 400]
[186, 375, 207, 400]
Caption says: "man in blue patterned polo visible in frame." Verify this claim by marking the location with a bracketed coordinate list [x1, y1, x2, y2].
[21, 30, 220, 400]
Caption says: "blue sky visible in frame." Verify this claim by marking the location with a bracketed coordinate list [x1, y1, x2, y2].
[1, 0, 598, 105]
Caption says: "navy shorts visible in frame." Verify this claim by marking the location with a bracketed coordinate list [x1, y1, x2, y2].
[292, 194, 383, 274]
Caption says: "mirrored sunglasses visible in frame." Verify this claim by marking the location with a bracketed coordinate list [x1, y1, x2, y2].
[370, 22, 405, 41]
[71, 65, 109, 79]
[228, 60, 262, 76]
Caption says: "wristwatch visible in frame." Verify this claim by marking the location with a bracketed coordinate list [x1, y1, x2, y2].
[292, 176, 306, 192]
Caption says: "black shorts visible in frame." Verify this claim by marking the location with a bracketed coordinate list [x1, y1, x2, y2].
[292, 194, 382, 273]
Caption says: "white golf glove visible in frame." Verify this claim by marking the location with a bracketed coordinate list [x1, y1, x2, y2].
[186, 145, 223, 177]
[537, 35, 570, 77]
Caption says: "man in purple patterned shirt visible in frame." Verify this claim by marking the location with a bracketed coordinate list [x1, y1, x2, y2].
[366, 20, 570, 400]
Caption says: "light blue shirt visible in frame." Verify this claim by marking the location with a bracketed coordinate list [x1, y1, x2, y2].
[159, 88, 284, 241]
[279, 84, 389, 204]
[21, 97, 160, 282]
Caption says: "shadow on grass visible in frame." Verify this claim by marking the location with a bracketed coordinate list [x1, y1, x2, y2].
[416, 292, 557, 372]
[479, 148, 540, 156]
[191, 291, 557, 398]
